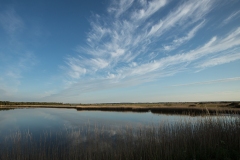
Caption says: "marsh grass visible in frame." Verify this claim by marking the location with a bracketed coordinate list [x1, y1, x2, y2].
[0, 116, 240, 160]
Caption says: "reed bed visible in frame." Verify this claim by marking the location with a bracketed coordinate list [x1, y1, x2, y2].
[0, 116, 240, 160]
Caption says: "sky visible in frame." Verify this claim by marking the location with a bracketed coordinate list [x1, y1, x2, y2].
[0, 0, 240, 103]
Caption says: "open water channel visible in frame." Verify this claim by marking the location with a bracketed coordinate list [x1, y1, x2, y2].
[0, 108, 213, 136]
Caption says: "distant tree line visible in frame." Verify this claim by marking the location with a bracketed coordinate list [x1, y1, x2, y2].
[0, 101, 64, 105]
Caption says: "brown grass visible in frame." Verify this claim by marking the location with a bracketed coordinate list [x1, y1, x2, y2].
[1, 101, 240, 115]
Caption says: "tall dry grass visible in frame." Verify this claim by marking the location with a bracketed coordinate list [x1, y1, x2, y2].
[0, 115, 239, 160]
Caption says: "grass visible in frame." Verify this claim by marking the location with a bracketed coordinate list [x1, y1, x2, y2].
[2, 101, 240, 115]
[0, 115, 240, 160]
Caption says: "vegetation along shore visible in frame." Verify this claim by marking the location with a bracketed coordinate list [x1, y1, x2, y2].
[1, 101, 240, 115]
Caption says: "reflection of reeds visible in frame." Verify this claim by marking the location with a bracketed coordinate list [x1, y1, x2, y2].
[0, 116, 240, 160]
[77, 107, 240, 116]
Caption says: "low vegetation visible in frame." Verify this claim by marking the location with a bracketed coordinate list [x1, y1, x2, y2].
[0, 101, 65, 105]
[3, 101, 240, 116]
[0, 115, 240, 160]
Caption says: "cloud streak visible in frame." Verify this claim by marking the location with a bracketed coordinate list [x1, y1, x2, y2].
[0, 7, 39, 99]
[163, 20, 205, 51]
[0, 51, 36, 98]
[197, 52, 240, 68]
[171, 77, 240, 87]
[147, 0, 212, 37]
[55, 0, 240, 99]
[131, 0, 167, 21]
[223, 10, 240, 25]
[0, 8, 24, 35]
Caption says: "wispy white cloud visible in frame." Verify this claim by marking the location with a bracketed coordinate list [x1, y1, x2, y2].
[2, 52, 36, 79]
[56, 0, 240, 99]
[0, 7, 39, 99]
[0, 52, 36, 97]
[197, 52, 240, 68]
[0, 88, 7, 95]
[121, 27, 240, 78]
[69, 0, 214, 77]
[171, 77, 240, 87]
[223, 10, 240, 25]
[131, 0, 167, 21]
[68, 26, 240, 97]
[108, 0, 134, 18]
[65, 56, 110, 79]
[65, 57, 87, 79]
[0, 8, 24, 35]
[38, 90, 58, 99]
[163, 21, 205, 51]
[147, 0, 213, 37]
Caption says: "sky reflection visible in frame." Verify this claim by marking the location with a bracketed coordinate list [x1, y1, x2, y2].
[0, 108, 232, 137]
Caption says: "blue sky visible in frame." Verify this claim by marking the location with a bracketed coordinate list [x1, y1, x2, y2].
[0, 0, 240, 103]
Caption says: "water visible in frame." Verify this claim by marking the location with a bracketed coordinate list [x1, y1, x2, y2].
[0, 108, 239, 159]
[0, 108, 207, 135]
[0, 108, 237, 145]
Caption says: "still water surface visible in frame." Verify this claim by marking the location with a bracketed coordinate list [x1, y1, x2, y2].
[0, 108, 228, 136]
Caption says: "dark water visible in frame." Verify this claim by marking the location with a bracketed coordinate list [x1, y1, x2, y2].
[0, 108, 206, 135]
[0, 108, 237, 144]
[0, 108, 238, 157]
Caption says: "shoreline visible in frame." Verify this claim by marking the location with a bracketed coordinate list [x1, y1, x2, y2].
[1, 102, 240, 115]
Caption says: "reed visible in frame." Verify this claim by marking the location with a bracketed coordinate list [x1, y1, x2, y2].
[0, 115, 239, 160]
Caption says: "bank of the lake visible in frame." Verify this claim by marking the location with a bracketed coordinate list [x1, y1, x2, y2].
[1, 101, 240, 115]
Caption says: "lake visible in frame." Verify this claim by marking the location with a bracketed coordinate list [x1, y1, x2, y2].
[0, 108, 239, 160]
[0, 108, 211, 144]
[0, 108, 214, 136]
